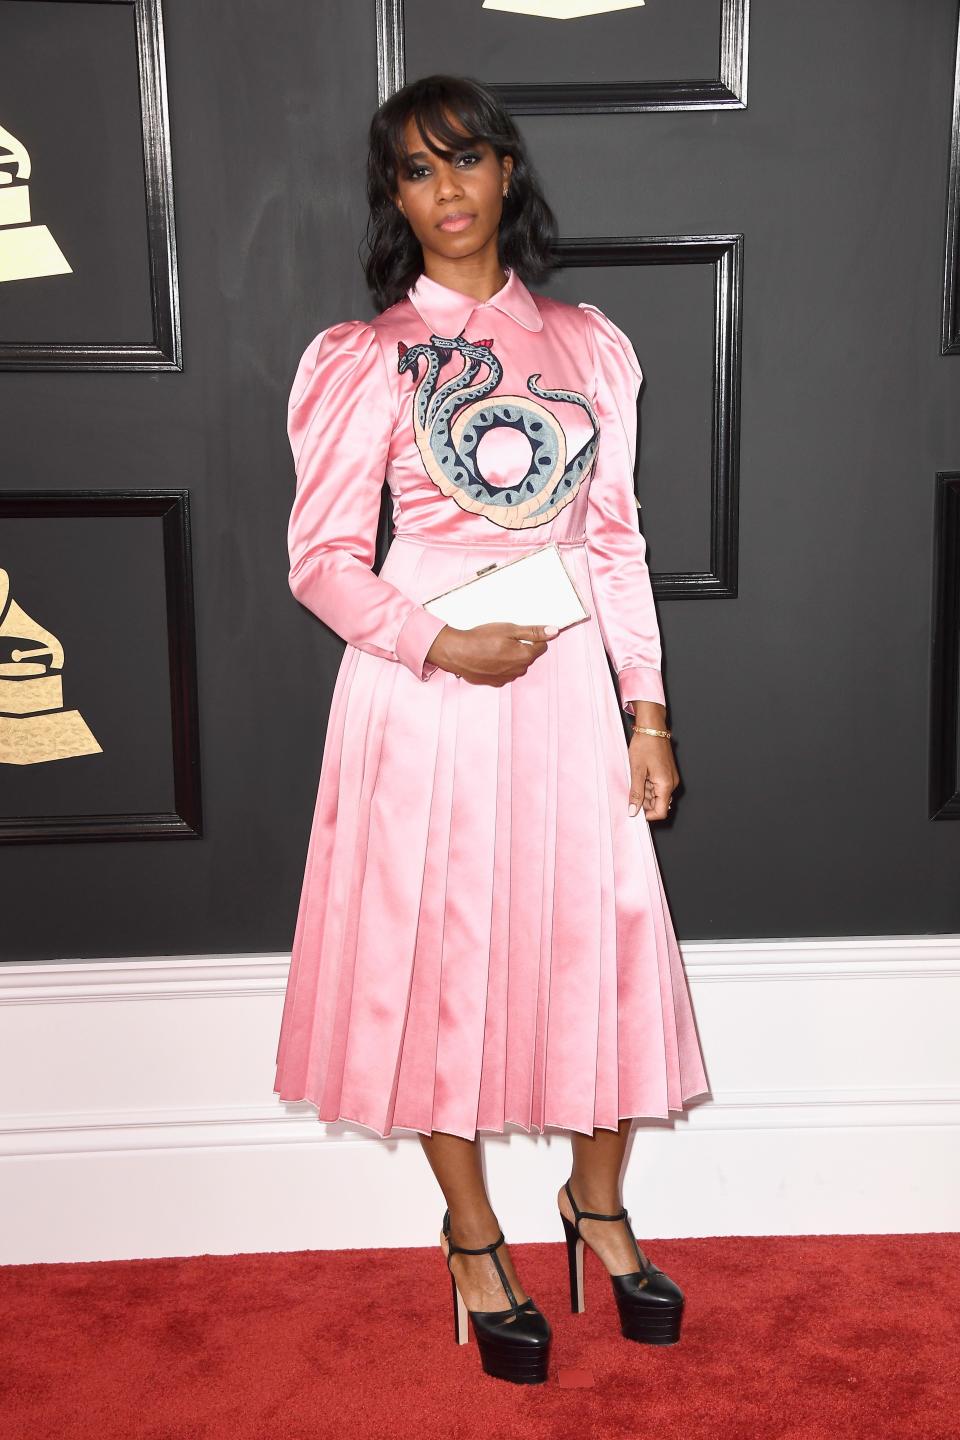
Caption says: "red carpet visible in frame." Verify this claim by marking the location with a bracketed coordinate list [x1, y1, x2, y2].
[2, 1233, 958, 1438]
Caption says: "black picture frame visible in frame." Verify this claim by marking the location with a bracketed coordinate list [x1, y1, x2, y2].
[376, 0, 750, 114]
[0, 490, 202, 842]
[550, 235, 742, 598]
[0, 0, 181, 372]
[942, 5, 960, 356]
[929, 473, 960, 819]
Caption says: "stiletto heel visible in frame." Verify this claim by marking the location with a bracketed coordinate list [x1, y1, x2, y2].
[559, 1179, 684, 1345]
[560, 1212, 585, 1313]
[440, 1209, 552, 1384]
[450, 1267, 469, 1344]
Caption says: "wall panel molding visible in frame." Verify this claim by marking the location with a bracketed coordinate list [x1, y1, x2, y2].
[930, 472, 960, 818]
[0, 0, 181, 371]
[4, 934, 958, 1005]
[0, 490, 202, 843]
[552, 235, 742, 597]
[3, 1086, 960, 1163]
[942, 1, 960, 355]
[375, 0, 750, 114]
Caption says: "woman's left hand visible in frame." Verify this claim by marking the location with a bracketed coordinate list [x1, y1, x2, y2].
[627, 731, 679, 822]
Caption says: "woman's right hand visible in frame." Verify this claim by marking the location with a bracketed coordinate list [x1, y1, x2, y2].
[426, 623, 558, 687]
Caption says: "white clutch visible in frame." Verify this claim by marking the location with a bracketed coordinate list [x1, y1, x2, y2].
[421, 542, 591, 633]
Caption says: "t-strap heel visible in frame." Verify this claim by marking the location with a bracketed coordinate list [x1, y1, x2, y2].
[560, 1179, 684, 1345]
[440, 1209, 551, 1384]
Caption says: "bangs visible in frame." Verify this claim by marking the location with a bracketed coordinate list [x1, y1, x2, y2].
[383, 79, 505, 172]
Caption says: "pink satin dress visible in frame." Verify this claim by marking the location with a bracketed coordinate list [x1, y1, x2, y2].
[273, 265, 710, 1140]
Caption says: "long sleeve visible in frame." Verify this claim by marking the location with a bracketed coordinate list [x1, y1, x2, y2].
[286, 320, 449, 680]
[579, 302, 665, 713]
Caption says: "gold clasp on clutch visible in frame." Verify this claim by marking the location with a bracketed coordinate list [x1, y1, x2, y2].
[475, 562, 499, 576]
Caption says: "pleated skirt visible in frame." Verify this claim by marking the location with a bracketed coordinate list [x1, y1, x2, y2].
[273, 534, 710, 1140]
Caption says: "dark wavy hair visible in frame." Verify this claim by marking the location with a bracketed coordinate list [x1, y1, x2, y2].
[362, 74, 557, 314]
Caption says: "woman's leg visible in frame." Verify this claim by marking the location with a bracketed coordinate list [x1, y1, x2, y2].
[420, 1130, 528, 1314]
[558, 1119, 646, 1274]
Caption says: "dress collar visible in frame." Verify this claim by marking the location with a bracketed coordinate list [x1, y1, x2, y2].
[406, 265, 544, 335]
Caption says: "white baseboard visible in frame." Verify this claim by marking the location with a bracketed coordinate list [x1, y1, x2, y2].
[1, 937, 959, 1264]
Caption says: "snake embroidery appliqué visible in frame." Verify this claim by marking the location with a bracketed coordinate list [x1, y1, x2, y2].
[397, 333, 600, 530]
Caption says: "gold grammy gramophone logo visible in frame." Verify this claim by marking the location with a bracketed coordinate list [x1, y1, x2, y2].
[0, 122, 71, 284]
[483, 1, 645, 16]
[0, 569, 100, 765]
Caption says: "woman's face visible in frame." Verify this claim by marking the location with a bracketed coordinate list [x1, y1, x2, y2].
[393, 112, 514, 267]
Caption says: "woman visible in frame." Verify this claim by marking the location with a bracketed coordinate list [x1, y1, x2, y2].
[274, 73, 710, 1386]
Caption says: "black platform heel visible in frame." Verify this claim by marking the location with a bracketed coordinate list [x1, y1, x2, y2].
[440, 1209, 552, 1384]
[559, 1179, 684, 1345]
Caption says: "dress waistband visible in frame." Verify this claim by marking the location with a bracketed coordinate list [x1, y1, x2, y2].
[391, 534, 588, 550]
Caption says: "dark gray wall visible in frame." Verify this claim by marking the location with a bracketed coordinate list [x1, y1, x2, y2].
[4, 0, 959, 960]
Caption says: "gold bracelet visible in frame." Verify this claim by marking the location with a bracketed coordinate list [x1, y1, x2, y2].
[632, 724, 672, 739]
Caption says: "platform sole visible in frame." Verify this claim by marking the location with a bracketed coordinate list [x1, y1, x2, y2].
[477, 1342, 552, 1385]
[615, 1303, 684, 1345]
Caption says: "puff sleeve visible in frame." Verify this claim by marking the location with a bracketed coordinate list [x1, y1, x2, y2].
[286, 320, 449, 680]
[579, 302, 665, 713]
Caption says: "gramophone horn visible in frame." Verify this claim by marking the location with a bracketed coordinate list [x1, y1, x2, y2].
[0, 570, 65, 670]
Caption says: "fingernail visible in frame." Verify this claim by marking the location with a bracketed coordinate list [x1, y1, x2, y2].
[628, 801, 639, 817]
[544, 625, 559, 637]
